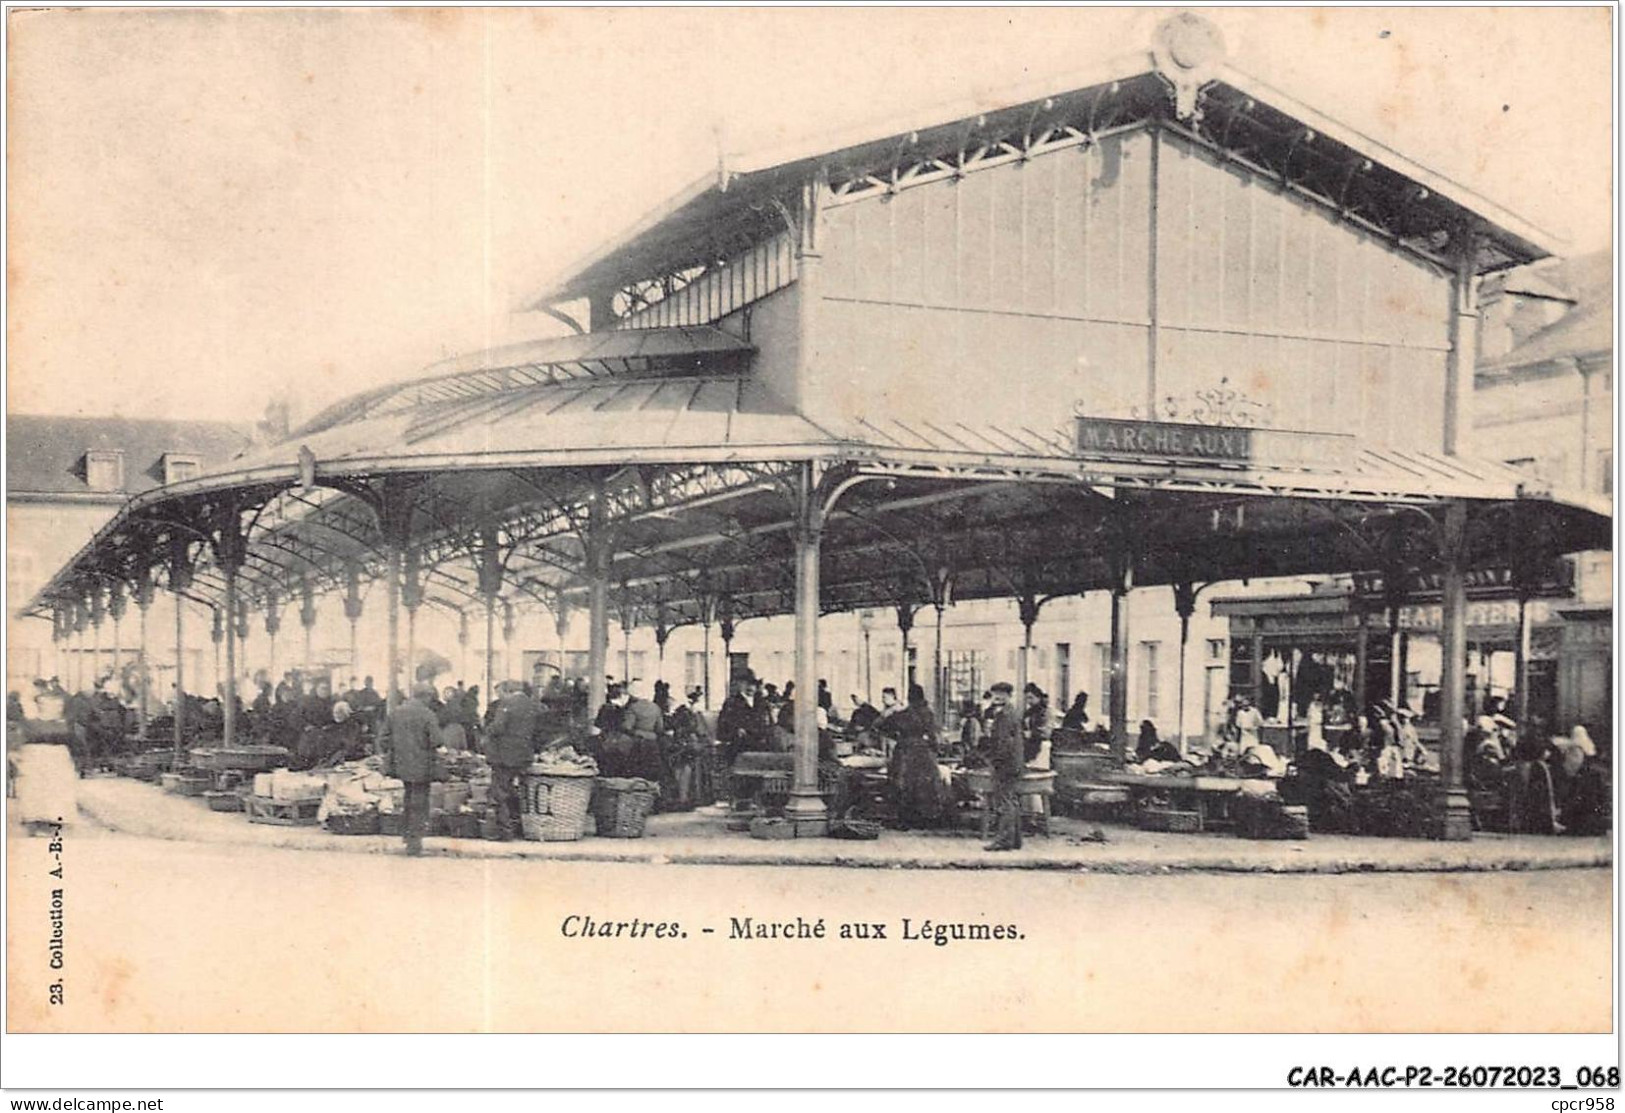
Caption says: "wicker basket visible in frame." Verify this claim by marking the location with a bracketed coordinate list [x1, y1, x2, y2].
[203, 790, 244, 812]
[441, 812, 484, 839]
[520, 772, 595, 842]
[1137, 807, 1202, 833]
[160, 771, 212, 796]
[829, 817, 881, 841]
[326, 810, 382, 836]
[592, 778, 658, 838]
[128, 751, 176, 781]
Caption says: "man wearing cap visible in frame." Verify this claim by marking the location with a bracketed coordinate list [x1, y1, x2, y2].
[485, 680, 543, 839]
[984, 681, 1024, 851]
[380, 681, 441, 856]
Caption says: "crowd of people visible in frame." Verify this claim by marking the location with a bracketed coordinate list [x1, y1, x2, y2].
[11, 658, 1608, 850]
[707, 672, 1047, 851]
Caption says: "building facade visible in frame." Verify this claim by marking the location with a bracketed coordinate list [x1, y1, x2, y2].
[7, 416, 251, 698]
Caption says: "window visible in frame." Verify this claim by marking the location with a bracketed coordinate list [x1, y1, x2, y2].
[1093, 642, 1111, 712]
[84, 449, 124, 492]
[162, 453, 202, 485]
[1207, 638, 1226, 662]
[7, 549, 37, 608]
[684, 651, 707, 693]
[563, 651, 589, 680]
[1054, 642, 1071, 706]
[1597, 450, 1612, 496]
[1140, 641, 1161, 721]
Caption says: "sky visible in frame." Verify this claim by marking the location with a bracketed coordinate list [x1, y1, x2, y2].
[6, 6, 1614, 424]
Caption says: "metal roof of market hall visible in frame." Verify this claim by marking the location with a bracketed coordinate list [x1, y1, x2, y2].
[528, 29, 1563, 311]
[23, 15, 1606, 630]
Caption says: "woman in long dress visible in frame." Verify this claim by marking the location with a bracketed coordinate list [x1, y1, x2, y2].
[888, 685, 952, 829]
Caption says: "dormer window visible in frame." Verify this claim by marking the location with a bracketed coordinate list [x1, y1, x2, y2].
[162, 453, 202, 485]
[84, 449, 125, 492]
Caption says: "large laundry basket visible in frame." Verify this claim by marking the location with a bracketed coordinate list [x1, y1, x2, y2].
[521, 771, 595, 841]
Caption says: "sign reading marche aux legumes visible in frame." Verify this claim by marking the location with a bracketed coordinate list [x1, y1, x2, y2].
[1074, 416, 1355, 471]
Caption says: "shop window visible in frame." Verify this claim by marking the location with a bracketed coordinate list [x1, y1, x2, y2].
[84, 449, 124, 492]
[162, 453, 202, 485]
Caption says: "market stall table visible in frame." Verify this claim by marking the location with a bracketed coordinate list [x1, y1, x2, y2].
[954, 767, 1057, 837]
[1101, 771, 1266, 832]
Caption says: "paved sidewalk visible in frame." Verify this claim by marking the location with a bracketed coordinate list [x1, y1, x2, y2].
[68, 775, 1613, 874]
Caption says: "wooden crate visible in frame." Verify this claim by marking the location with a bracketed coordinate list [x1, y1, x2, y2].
[245, 794, 322, 826]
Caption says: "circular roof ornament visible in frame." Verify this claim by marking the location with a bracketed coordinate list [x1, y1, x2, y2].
[1151, 13, 1227, 121]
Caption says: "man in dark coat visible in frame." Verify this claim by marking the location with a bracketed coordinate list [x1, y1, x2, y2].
[716, 676, 770, 767]
[984, 681, 1024, 851]
[620, 679, 667, 786]
[381, 682, 440, 856]
[484, 681, 542, 839]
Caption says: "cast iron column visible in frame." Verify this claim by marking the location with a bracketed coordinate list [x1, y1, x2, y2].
[585, 485, 611, 720]
[895, 603, 915, 695]
[457, 609, 470, 685]
[173, 598, 186, 758]
[264, 592, 281, 680]
[786, 460, 828, 834]
[300, 576, 318, 670]
[210, 609, 223, 704]
[484, 594, 496, 706]
[1437, 500, 1473, 840]
[1353, 606, 1368, 710]
[719, 615, 737, 691]
[222, 586, 239, 747]
[1173, 581, 1197, 752]
[232, 597, 250, 736]
[504, 601, 518, 683]
[1108, 560, 1132, 761]
[134, 573, 153, 735]
[169, 535, 193, 757]
[1514, 595, 1532, 729]
[403, 550, 422, 692]
[1016, 595, 1041, 707]
[554, 604, 570, 688]
[344, 563, 364, 687]
[89, 587, 104, 689]
[109, 582, 126, 692]
[701, 617, 714, 710]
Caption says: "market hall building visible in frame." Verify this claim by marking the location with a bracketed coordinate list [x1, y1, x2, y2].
[25, 15, 1611, 839]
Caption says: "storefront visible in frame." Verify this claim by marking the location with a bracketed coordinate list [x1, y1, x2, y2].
[1213, 570, 1608, 752]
